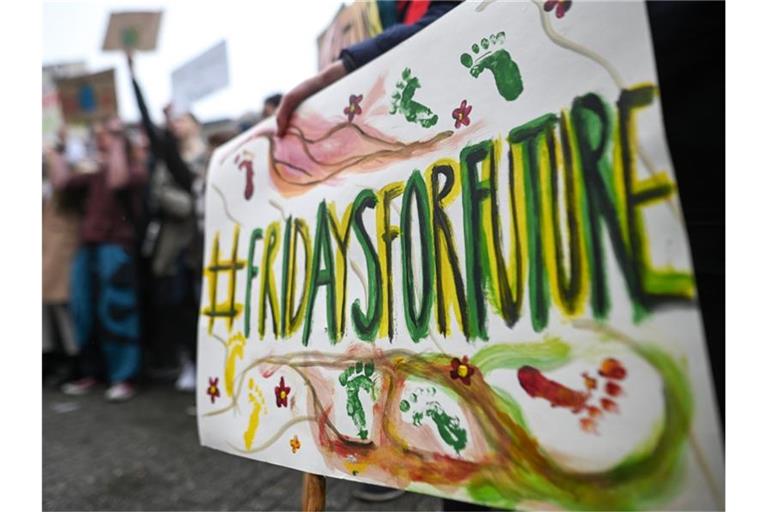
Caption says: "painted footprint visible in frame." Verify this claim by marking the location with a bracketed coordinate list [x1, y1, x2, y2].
[390, 68, 439, 128]
[339, 361, 376, 440]
[224, 332, 246, 397]
[243, 378, 267, 450]
[400, 387, 468, 455]
[460, 32, 524, 102]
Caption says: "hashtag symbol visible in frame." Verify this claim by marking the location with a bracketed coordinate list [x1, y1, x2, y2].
[202, 225, 246, 333]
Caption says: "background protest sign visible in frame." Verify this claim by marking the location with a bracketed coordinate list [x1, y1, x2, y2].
[102, 11, 163, 52]
[42, 61, 86, 144]
[198, 1, 723, 510]
[171, 40, 230, 113]
[316, 0, 382, 71]
[55, 69, 118, 125]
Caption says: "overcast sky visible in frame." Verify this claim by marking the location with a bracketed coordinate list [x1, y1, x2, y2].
[43, 0, 342, 124]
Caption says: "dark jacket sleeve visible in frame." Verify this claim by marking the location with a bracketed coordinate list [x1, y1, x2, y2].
[130, 75, 193, 192]
[160, 128, 193, 192]
[339, 1, 460, 72]
[131, 76, 163, 159]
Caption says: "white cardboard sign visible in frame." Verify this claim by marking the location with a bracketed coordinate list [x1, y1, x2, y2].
[197, 2, 723, 510]
[171, 40, 230, 112]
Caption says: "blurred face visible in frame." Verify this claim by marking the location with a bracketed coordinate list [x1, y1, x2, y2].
[171, 113, 199, 141]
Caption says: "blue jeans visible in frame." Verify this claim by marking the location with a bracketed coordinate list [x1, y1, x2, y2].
[70, 243, 141, 383]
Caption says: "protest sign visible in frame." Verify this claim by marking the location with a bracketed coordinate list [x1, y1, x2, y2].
[56, 69, 118, 125]
[198, 2, 723, 509]
[102, 11, 163, 52]
[171, 40, 230, 112]
[42, 62, 87, 143]
[316, 1, 382, 71]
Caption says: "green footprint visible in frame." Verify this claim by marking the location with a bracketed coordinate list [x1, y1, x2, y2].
[460, 32, 524, 102]
[339, 361, 375, 440]
[400, 387, 467, 455]
[390, 68, 439, 128]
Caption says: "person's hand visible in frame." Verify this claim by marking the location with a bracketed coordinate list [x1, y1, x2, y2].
[106, 117, 125, 139]
[275, 60, 347, 137]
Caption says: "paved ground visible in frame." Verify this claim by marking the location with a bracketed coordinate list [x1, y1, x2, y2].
[43, 383, 442, 511]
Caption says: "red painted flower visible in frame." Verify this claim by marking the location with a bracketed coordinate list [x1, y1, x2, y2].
[343, 94, 363, 122]
[274, 376, 291, 408]
[544, 0, 572, 19]
[452, 100, 472, 129]
[207, 377, 220, 404]
[450, 355, 475, 385]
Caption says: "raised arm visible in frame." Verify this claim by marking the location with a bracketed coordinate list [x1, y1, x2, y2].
[104, 118, 147, 190]
[105, 132, 130, 190]
[127, 51, 163, 160]
[159, 119, 194, 192]
[127, 52, 193, 192]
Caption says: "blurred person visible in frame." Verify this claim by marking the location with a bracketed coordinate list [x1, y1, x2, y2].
[237, 111, 261, 134]
[262, 93, 282, 119]
[234, 94, 282, 135]
[127, 51, 209, 394]
[47, 116, 148, 402]
[208, 129, 238, 149]
[42, 127, 83, 386]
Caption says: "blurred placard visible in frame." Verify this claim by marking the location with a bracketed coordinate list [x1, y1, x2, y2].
[171, 40, 230, 112]
[43, 61, 87, 81]
[102, 11, 163, 51]
[56, 69, 118, 125]
[42, 61, 87, 143]
[316, 1, 382, 70]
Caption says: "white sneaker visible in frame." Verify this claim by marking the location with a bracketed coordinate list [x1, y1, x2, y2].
[105, 382, 136, 402]
[175, 361, 196, 392]
[61, 377, 98, 396]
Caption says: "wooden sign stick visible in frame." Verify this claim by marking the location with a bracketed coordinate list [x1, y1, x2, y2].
[302, 473, 326, 511]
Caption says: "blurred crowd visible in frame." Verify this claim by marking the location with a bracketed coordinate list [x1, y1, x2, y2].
[42, 49, 281, 407]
